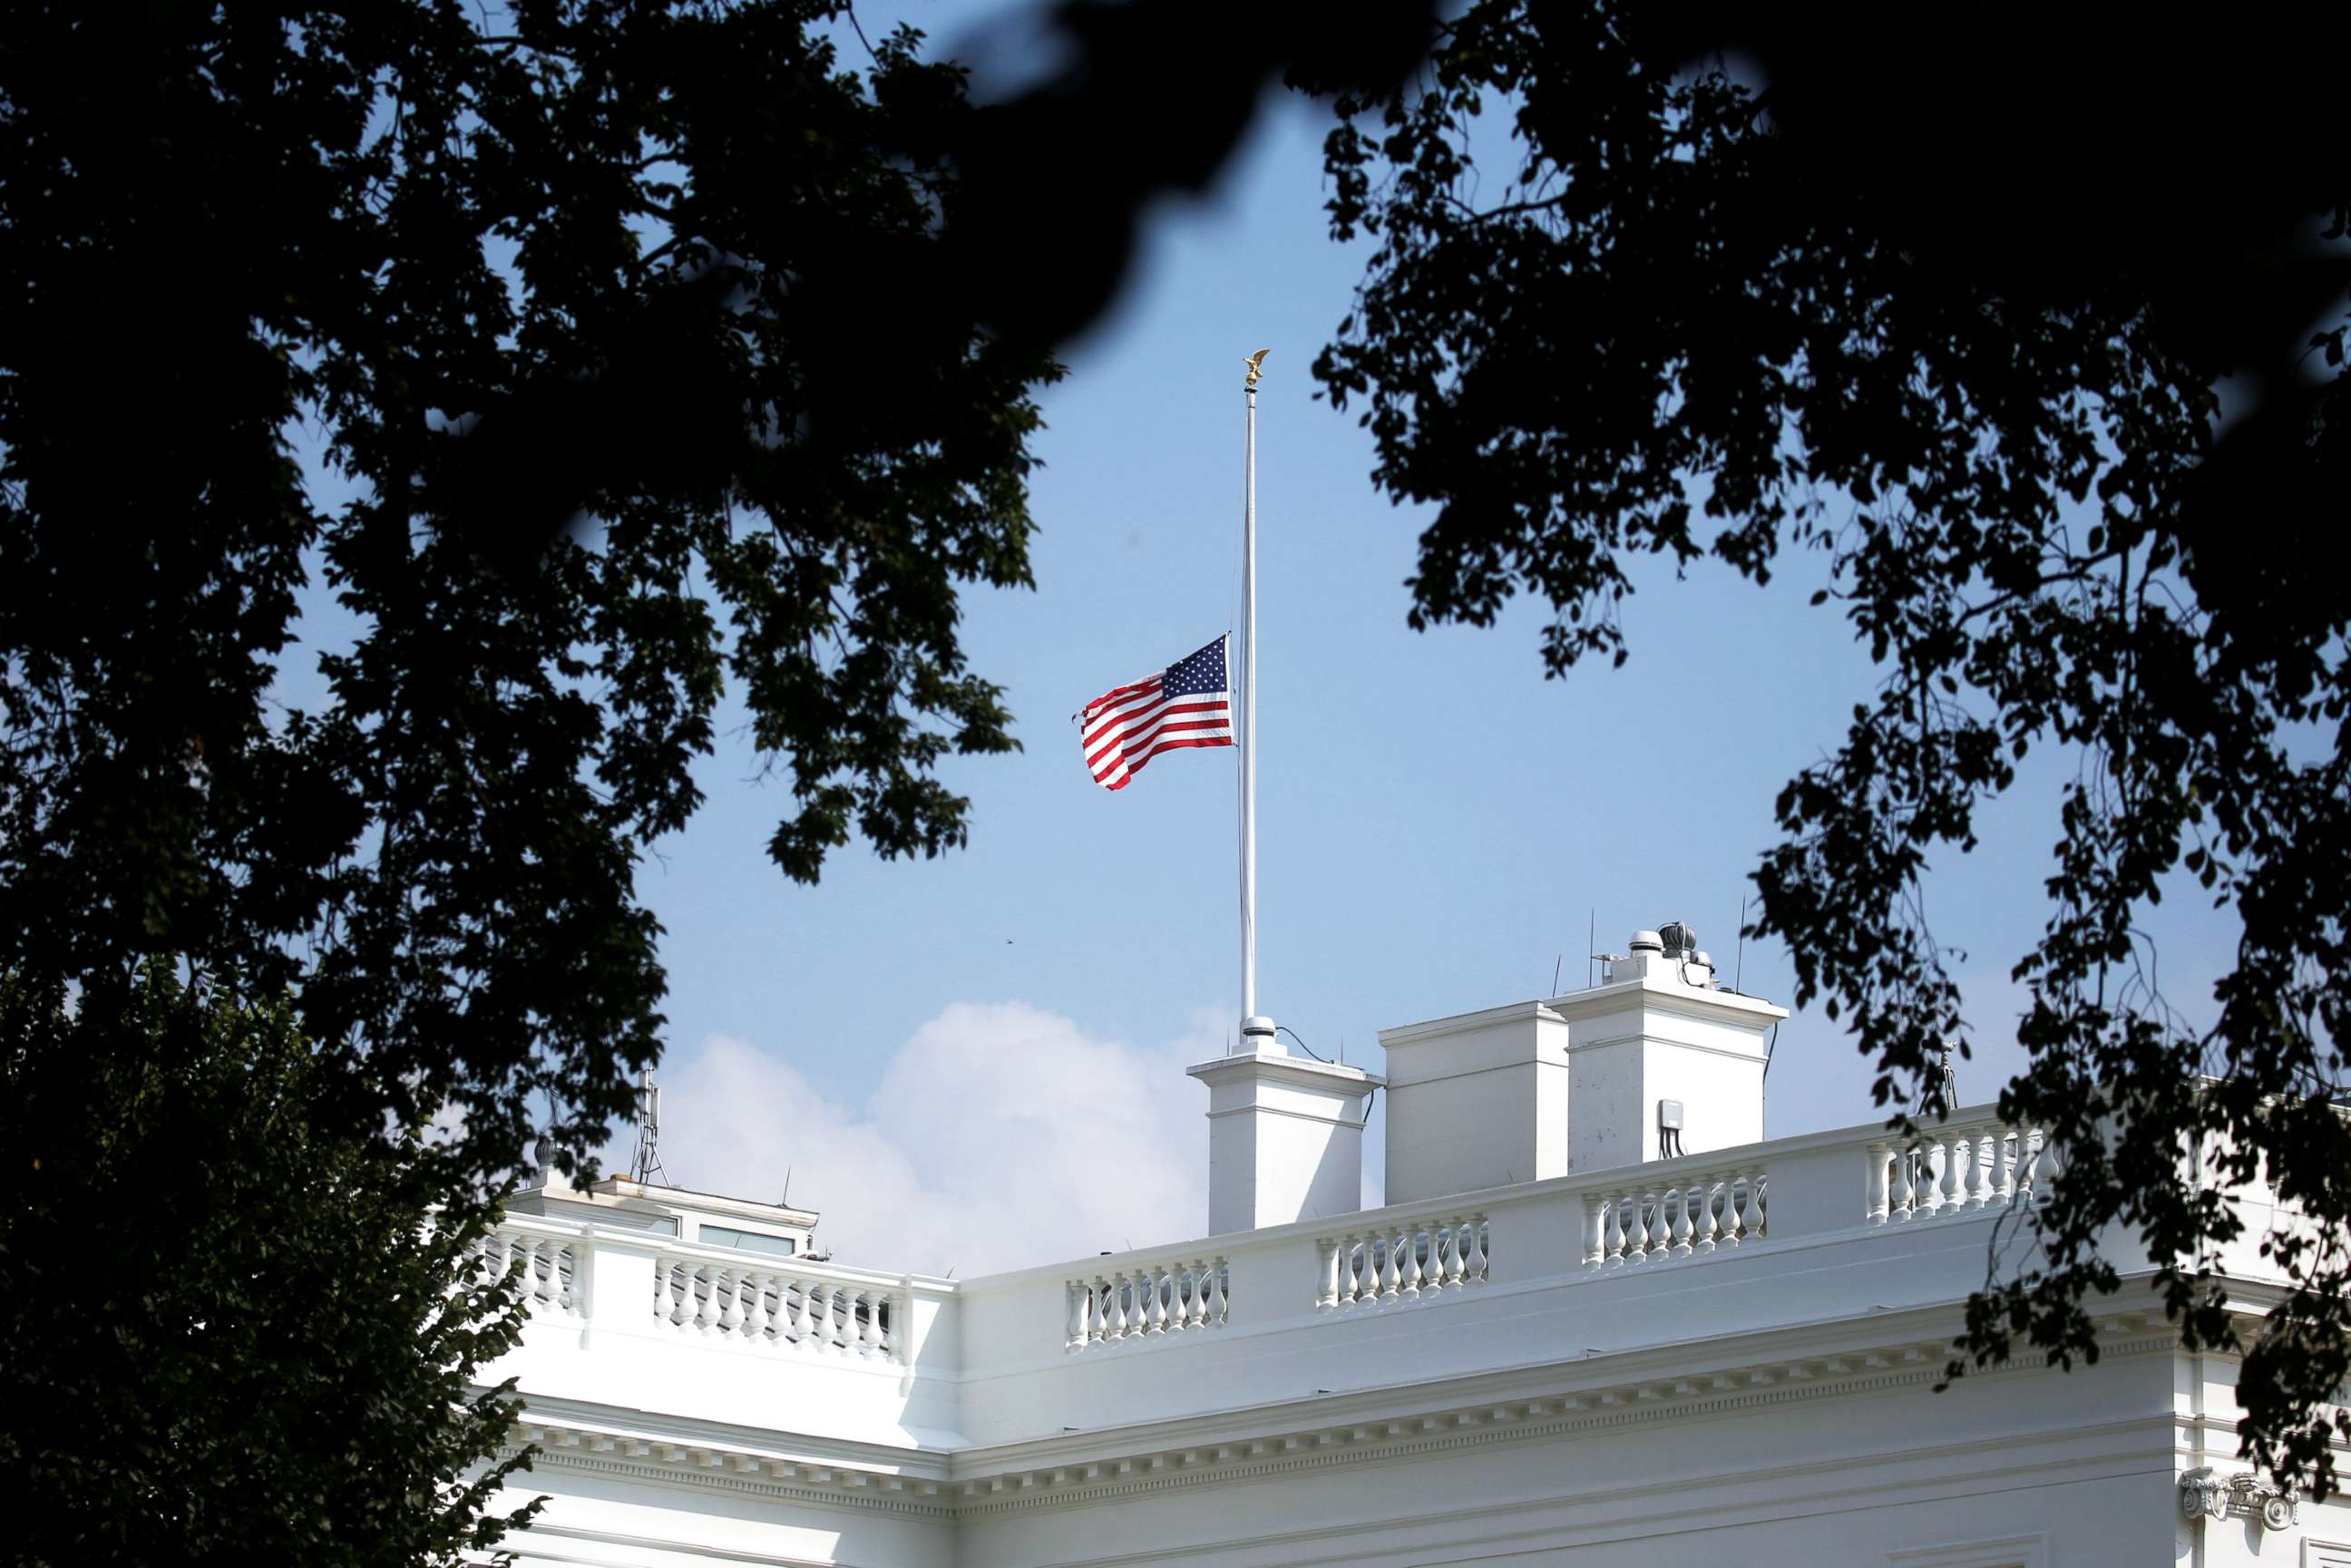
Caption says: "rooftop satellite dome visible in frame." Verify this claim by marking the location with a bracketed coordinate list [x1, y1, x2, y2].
[1659, 921, 1698, 959]
[1628, 929, 1664, 955]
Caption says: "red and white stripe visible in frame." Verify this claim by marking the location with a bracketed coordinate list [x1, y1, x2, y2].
[1078, 670, 1233, 791]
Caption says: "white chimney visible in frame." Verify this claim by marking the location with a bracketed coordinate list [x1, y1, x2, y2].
[1187, 1030, 1380, 1234]
[1560, 926, 1785, 1170]
[1380, 923, 1787, 1203]
[1379, 1001, 1571, 1206]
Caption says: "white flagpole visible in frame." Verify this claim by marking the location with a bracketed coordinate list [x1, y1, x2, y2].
[1241, 349, 1271, 1050]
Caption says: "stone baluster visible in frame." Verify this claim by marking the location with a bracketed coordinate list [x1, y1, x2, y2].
[807, 1283, 829, 1349]
[704, 1265, 729, 1332]
[716, 1269, 743, 1334]
[1961, 1128, 1990, 1209]
[1668, 1183, 1694, 1257]
[1907, 1143, 1935, 1218]
[1693, 1174, 1722, 1253]
[2015, 1127, 2045, 1199]
[790, 1281, 815, 1345]
[1748, 1167, 1769, 1237]
[1394, 1225, 1420, 1297]
[1936, 1130, 1964, 1214]
[699, 1263, 724, 1329]
[1142, 1269, 1165, 1335]
[1208, 1260, 1228, 1325]
[479, 1232, 507, 1291]
[856, 1289, 879, 1354]
[1990, 1128, 2018, 1205]
[811, 1282, 837, 1349]
[1888, 1145, 1916, 1221]
[1465, 1214, 1488, 1281]
[776, 1280, 803, 1341]
[1867, 1142, 1892, 1223]
[804, 1282, 828, 1349]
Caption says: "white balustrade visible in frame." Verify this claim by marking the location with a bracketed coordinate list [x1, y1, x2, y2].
[654, 1249, 909, 1363]
[1066, 1258, 1229, 1349]
[1582, 1167, 1767, 1269]
[1866, 1118, 2046, 1224]
[479, 1226, 581, 1316]
[1317, 1213, 1488, 1309]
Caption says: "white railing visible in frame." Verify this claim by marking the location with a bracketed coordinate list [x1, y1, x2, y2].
[1067, 1257, 1228, 1348]
[483, 1225, 582, 1316]
[1867, 1118, 2046, 1223]
[1582, 1165, 1767, 1268]
[657, 1251, 908, 1363]
[1317, 1213, 1489, 1309]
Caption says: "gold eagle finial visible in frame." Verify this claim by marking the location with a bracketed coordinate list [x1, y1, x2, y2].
[1244, 348, 1271, 388]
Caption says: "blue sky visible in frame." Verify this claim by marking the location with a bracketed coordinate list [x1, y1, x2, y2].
[281, 8, 2243, 1270]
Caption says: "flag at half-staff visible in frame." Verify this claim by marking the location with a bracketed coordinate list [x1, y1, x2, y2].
[1076, 635, 1234, 791]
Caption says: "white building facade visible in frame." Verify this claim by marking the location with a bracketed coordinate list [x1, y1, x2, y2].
[482, 930, 2336, 1568]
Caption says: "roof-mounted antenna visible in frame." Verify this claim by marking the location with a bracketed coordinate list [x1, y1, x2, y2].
[1735, 896, 1748, 992]
[628, 1067, 668, 1185]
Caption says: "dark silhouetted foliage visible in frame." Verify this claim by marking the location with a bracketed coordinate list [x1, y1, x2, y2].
[0, 964, 535, 1566]
[0, 2, 1060, 1187]
[1308, 1, 2351, 1493]
[0, 1, 1072, 1554]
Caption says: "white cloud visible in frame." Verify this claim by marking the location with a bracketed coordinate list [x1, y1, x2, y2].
[639, 1002, 1219, 1278]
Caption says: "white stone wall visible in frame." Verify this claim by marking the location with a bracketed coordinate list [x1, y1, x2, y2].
[475, 1089, 2337, 1568]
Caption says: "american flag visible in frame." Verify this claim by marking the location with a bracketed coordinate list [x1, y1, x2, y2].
[1077, 635, 1234, 791]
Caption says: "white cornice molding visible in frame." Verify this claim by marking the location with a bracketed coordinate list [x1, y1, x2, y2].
[507, 1425, 953, 1521]
[946, 1315, 2179, 1518]
[506, 1310, 2178, 1521]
